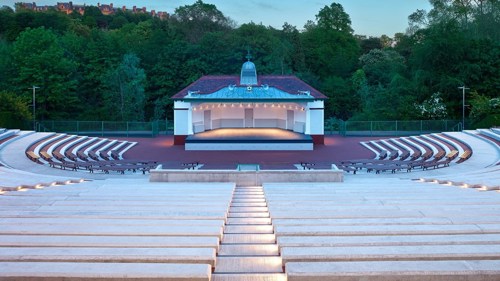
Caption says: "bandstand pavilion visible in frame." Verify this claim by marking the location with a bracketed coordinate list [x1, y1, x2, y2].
[171, 58, 327, 150]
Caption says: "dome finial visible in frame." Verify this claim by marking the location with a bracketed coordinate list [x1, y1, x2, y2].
[246, 47, 252, 61]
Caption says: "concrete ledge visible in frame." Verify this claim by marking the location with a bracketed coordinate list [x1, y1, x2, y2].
[0, 262, 211, 281]
[277, 234, 500, 248]
[0, 235, 220, 251]
[0, 247, 216, 266]
[286, 260, 500, 281]
[281, 245, 500, 264]
[274, 224, 486, 236]
[0, 225, 224, 238]
[150, 169, 343, 186]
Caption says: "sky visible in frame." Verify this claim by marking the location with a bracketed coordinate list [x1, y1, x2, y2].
[2, 0, 433, 37]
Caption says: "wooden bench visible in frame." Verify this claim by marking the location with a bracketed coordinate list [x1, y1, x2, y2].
[39, 151, 52, 161]
[388, 150, 398, 160]
[0, 262, 212, 281]
[25, 151, 40, 162]
[77, 151, 88, 161]
[446, 150, 459, 159]
[299, 162, 315, 170]
[99, 150, 111, 160]
[89, 150, 100, 161]
[398, 150, 410, 161]
[110, 150, 121, 160]
[286, 260, 500, 281]
[457, 150, 472, 163]
[378, 150, 388, 160]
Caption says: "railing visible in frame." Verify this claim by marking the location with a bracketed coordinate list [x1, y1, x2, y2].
[325, 119, 462, 136]
[38, 120, 171, 137]
[37, 119, 462, 138]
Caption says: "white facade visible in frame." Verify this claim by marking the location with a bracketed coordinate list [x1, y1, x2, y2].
[180, 101, 324, 135]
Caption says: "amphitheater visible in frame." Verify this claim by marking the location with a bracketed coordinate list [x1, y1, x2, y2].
[0, 127, 499, 281]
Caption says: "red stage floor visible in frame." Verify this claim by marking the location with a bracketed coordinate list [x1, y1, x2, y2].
[120, 135, 387, 169]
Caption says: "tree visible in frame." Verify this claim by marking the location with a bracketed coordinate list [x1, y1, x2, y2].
[469, 92, 500, 126]
[0, 90, 31, 128]
[316, 2, 354, 33]
[359, 49, 407, 85]
[171, 0, 234, 43]
[12, 27, 79, 120]
[414, 92, 448, 119]
[103, 53, 146, 121]
[321, 76, 361, 120]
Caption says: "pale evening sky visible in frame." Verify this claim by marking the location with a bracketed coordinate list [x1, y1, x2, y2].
[1, 0, 433, 37]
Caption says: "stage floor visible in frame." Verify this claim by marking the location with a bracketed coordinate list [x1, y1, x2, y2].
[186, 128, 312, 143]
[185, 128, 313, 150]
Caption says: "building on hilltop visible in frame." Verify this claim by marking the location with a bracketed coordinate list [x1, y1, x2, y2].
[16, 2, 168, 19]
[171, 56, 327, 150]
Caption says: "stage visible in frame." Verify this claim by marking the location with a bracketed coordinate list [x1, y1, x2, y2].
[185, 128, 313, 151]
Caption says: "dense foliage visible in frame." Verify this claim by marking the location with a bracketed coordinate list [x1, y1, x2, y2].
[0, 0, 498, 127]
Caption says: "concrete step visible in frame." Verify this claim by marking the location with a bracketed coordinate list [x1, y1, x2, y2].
[274, 224, 488, 236]
[36, 205, 229, 212]
[272, 217, 453, 226]
[228, 212, 270, 218]
[0, 235, 220, 251]
[269, 209, 423, 219]
[232, 199, 267, 203]
[277, 234, 500, 248]
[281, 245, 500, 263]
[214, 257, 283, 273]
[0, 210, 228, 220]
[222, 234, 276, 244]
[232, 195, 265, 199]
[286, 260, 500, 281]
[0, 247, 216, 266]
[231, 202, 267, 207]
[233, 192, 264, 195]
[0, 224, 223, 238]
[211, 273, 286, 281]
[225, 225, 274, 234]
[0, 218, 225, 227]
[230, 207, 269, 213]
[219, 244, 279, 256]
[0, 262, 212, 281]
[227, 218, 271, 225]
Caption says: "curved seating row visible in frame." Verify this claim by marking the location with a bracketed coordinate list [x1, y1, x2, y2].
[23, 132, 156, 174]
[346, 132, 474, 174]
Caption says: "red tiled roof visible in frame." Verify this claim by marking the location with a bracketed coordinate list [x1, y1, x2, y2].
[171, 75, 327, 100]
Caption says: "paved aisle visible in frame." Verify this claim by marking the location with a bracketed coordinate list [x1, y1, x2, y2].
[213, 185, 286, 281]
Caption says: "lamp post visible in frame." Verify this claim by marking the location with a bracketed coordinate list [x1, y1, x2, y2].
[29, 86, 40, 131]
[458, 86, 469, 130]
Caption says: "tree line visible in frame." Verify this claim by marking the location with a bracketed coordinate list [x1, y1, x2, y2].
[0, 0, 498, 129]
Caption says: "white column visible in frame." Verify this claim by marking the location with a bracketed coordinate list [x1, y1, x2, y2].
[305, 100, 324, 135]
[174, 101, 193, 136]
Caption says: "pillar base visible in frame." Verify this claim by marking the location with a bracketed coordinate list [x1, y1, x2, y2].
[311, 135, 324, 145]
[174, 135, 187, 145]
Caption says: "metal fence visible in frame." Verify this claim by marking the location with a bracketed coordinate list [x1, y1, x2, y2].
[38, 119, 462, 138]
[38, 120, 172, 137]
[326, 119, 462, 136]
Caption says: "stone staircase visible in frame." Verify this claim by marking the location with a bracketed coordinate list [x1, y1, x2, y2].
[213, 185, 286, 281]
